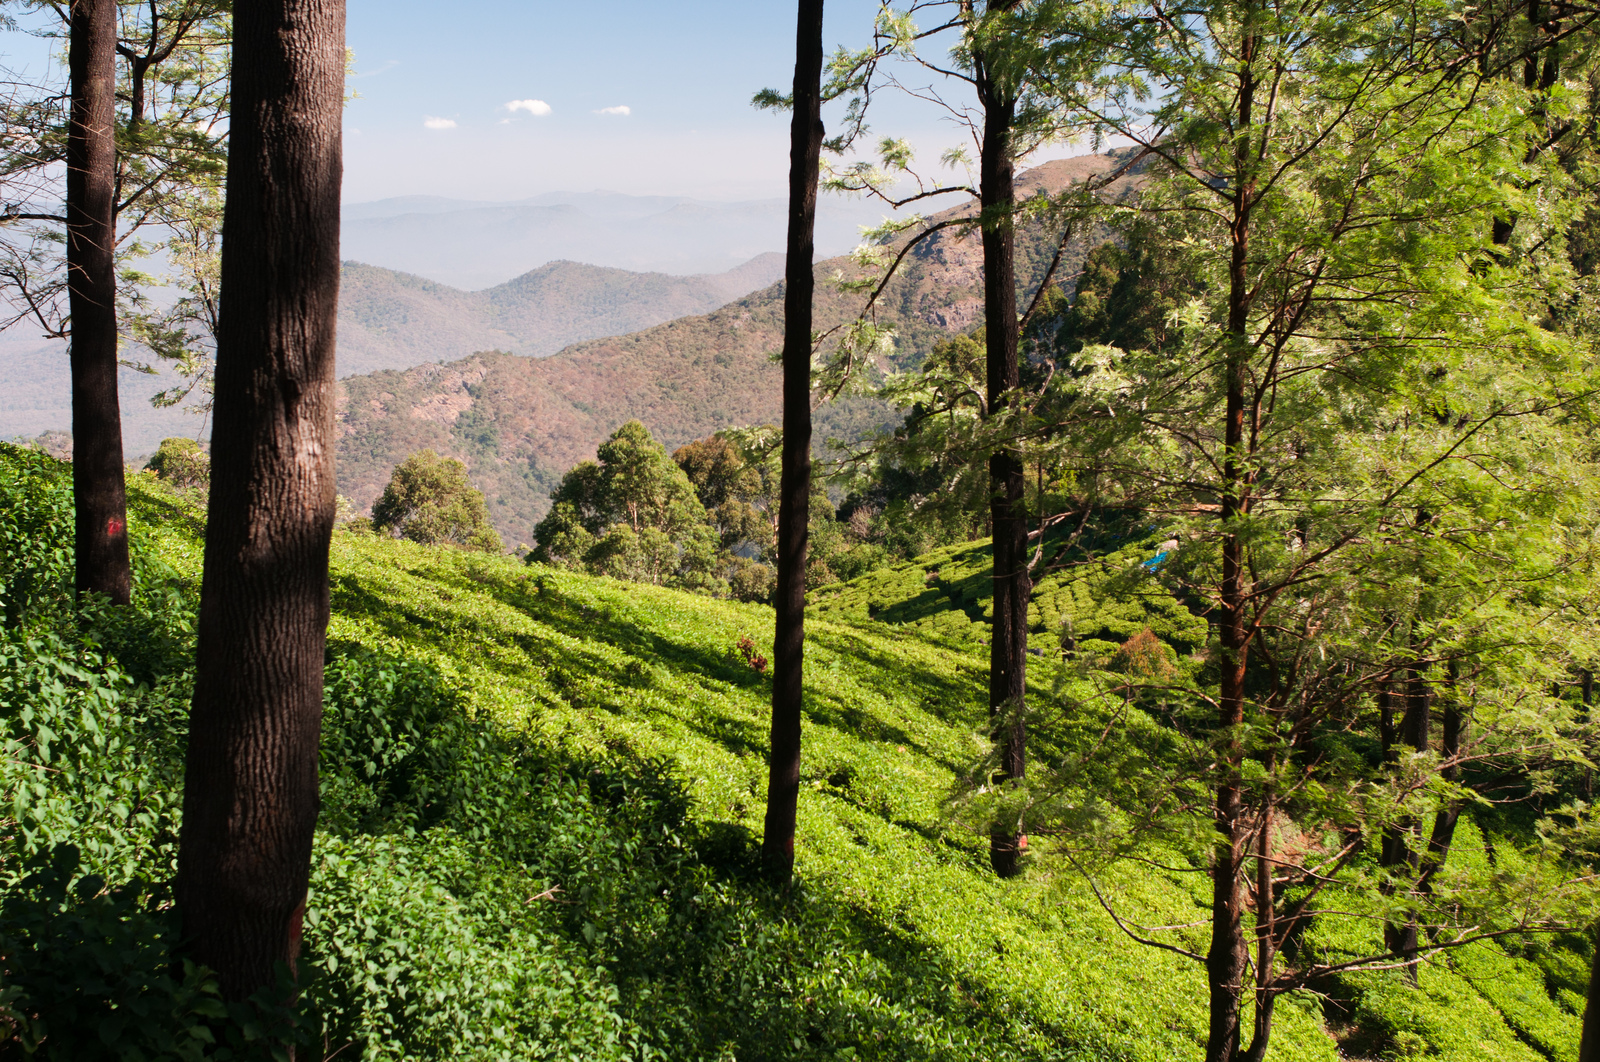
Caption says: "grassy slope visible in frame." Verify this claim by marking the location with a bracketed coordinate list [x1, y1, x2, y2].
[121, 469, 1585, 1060]
[320, 533, 1325, 1062]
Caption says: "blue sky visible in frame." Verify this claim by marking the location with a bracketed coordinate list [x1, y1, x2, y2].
[342, 0, 981, 203]
[4, 1, 1089, 205]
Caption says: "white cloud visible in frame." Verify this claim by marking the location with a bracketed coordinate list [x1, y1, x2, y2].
[423, 116, 456, 130]
[351, 59, 400, 80]
[595, 105, 631, 116]
[505, 99, 552, 116]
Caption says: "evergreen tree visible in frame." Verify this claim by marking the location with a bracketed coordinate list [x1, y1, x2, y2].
[1007, 0, 1600, 1054]
[531, 421, 721, 591]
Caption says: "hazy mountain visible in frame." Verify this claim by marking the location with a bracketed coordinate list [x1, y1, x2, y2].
[340, 190, 895, 290]
[0, 333, 208, 459]
[335, 153, 1143, 546]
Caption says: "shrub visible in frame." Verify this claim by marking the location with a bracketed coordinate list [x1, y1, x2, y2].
[727, 556, 775, 603]
[145, 437, 210, 490]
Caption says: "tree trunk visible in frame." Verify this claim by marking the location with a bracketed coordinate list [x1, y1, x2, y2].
[760, 0, 824, 887]
[175, 0, 344, 1004]
[1241, 797, 1276, 1062]
[975, 32, 1028, 881]
[1384, 656, 1431, 967]
[1207, 41, 1257, 1062]
[1207, 366, 1250, 1062]
[66, 0, 131, 605]
[1582, 668, 1592, 800]
[1581, 924, 1600, 1062]
[1420, 664, 1463, 896]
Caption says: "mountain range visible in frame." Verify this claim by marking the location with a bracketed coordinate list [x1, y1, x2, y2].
[340, 189, 893, 290]
[0, 149, 1141, 546]
[335, 152, 1144, 547]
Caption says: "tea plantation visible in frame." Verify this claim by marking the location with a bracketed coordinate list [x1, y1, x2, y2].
[0, 443, 1586, 1060]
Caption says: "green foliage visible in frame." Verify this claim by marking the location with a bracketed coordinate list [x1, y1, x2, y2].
[673, 430, 776, 556]
[144, 437, 210, 490]
[307, 833, 638, 1062]
[372, 450, 503, 553]
[0, 846, 227, 1062]
[0, 444, 74, 631]
[812, 527, 1206, 659]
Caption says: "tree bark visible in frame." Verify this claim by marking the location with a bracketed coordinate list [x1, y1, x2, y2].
[760, 0, 824, 887]
[1242, 797, 1276, 1062]
[975, 22, 1028, 881]
[66, 0, 131, 605]
[175, 0, 344, 1004]
[1207, 38, 1257, 1062]
[1420, 684, 1463, 891]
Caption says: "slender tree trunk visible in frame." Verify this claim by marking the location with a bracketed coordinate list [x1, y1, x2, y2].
[1582, 668, 1592, 800]
[175, 0, 344, 1004]
[1207, 41, 1257, 1062]
[975, 33, 1028, 881]
[1207, 343, 1250, 1062]
[66, 0, 131, 604]
[760, 0, 824, 887]
[1581, 924, 1600, 1062]
[1383, 656, 1431, 968]
[1420, 683, 1463, 892]
[1241, 796, 1276, 1062]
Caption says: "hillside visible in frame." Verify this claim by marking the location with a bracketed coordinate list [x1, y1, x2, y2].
[2, 446, 1583, 1061]
[335, 152, 1145, 545]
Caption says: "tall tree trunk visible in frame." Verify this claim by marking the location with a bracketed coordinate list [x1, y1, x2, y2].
[760, 0, 824, 887]
[1582, 668, 1592, 800]
[175, 0, 344, 1004]
[66, 0, 131, 604]
[974, 27, 1028, 881]
[1207, 39, 1257, 1062]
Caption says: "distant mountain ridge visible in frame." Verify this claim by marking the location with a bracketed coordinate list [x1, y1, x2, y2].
[336, 152, 1145, 547]
[336, 252, 786, 377]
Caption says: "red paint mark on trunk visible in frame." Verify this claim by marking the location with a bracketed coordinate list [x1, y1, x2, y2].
[106, 516, 125, 537]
